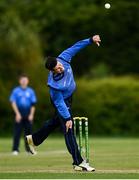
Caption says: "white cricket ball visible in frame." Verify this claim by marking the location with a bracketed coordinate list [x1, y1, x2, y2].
[105, 3, 111, 9]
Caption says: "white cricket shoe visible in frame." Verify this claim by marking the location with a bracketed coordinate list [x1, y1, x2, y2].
[73, 165, 83, 171]
[12, 151, 19, 155]
[74, 161, 95, 172]
[26, 135, 37, 155]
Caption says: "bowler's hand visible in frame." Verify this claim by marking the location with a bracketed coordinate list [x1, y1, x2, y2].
[66, 120, 72, 132]
[15, 113, 22, 123]
[92, 35, 101, 46]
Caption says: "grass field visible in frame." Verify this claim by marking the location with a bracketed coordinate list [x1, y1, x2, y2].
[0, 137, 139, 179]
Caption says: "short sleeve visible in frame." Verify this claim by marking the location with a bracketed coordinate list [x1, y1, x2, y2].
[31, 89, 37, 104]
[9, 89, 16, 103]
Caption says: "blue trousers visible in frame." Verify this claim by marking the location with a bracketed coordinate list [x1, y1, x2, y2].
[32, 96, 83, 165]
[13, 118, 32, 152]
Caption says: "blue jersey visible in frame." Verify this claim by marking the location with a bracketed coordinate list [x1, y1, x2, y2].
[47, 38, 93, 121]
[10, 86, 37, 117]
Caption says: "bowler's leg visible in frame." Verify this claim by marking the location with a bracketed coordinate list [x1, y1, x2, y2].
[32, 115, 60, 146]
[61, 119, 83, 165]
[23, 118, 33, 152]
[60, 96, 83, 165]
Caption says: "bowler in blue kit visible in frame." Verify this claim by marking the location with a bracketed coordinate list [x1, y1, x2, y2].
[26, 35, 101, 171]
[10, 74, 37, 155]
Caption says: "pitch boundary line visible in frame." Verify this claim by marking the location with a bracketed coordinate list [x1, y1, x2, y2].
[0, 169, 139, 174]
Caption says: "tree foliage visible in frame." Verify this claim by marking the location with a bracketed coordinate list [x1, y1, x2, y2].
[0, 0, 139, 135]
[0, 0, 139, 76]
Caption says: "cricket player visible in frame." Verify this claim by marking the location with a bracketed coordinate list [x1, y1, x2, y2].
[10, 74, 37, 155]
[26, 35, 101, 171]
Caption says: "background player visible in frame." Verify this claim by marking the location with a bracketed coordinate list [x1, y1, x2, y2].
[10, 74, 37, 155]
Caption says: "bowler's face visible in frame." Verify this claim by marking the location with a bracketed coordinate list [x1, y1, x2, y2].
[53, 61, 64, 74]
[19, 77, 29, 88]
